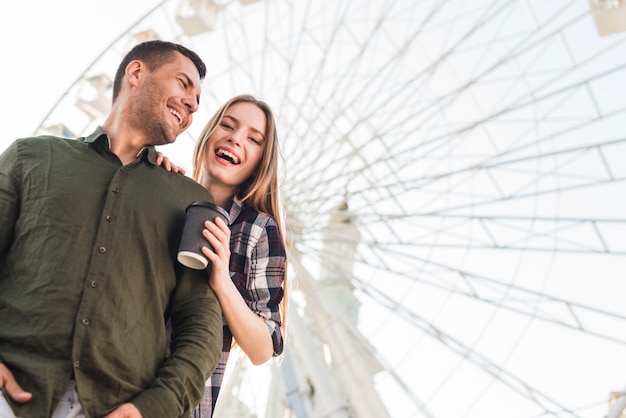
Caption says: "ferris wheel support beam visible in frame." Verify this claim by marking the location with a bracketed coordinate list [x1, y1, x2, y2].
[289, 251, 391, 418]
[282, 307, 346, 417]
[608, 385, 626, 418]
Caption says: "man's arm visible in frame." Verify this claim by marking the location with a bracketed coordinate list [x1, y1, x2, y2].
[0, 143, 31, 404]
[0, 141, 19, 257]
[103, 403, 142, 418]
[129, 267, 222, 418]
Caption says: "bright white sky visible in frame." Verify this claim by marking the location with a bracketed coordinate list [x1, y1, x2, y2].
[0, 0, 161, 152]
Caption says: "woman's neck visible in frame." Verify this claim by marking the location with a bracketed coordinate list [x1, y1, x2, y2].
[201, 177, 235, 208]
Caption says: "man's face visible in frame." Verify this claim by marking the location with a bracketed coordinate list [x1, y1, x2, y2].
[131, 52, 202, 146]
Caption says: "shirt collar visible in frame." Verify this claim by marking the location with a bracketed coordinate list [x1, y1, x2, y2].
[226, 196, 243, 226]
[84, 126, 159, 166]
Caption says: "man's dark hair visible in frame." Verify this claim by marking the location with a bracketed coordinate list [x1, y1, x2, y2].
[112, 40, 207, 101]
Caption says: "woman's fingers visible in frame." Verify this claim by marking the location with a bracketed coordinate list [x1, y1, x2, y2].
[156, 152, 186, 175]
[201, 220, 230, 259]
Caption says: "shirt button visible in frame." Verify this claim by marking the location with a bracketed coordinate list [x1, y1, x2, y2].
[105, 215, 112, 222]
[81, 318, 90, 326]
[112, 188, 120, 194]
[74, 360, 80, 368]
[99, 246, 106, 254]
[90, 280, 98, 288]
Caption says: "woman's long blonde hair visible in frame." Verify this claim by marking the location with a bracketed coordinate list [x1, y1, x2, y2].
[192, 94, 288, 332]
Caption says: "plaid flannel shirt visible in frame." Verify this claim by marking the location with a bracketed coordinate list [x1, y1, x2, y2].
[192, 197, 286, 417]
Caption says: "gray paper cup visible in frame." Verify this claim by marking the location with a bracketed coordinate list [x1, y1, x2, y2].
[177, 201, 230, 270]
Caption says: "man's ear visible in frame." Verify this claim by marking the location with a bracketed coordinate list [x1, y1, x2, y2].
[125, 60, 144, 87]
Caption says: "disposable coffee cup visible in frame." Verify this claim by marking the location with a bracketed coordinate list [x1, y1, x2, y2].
[177, 201, 230, 270]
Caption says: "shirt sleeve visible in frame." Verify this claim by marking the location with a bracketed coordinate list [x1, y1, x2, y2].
[0, 141, 19, 260]
[130, 266, 223, 418]
[247, 217, 286, 356]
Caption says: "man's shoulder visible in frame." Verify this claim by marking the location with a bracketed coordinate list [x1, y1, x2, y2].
[11, 135, 85, 156]
[162, 171, 213, 200]
[16, 134, 83, 148]
[165, 171, 203, 188]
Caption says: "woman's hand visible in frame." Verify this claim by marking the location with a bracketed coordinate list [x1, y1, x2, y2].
[156, 151, 186, 175]
[201, 217, 231, 291]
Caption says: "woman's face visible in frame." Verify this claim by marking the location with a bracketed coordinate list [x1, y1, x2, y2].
[203, 101, 267, 191]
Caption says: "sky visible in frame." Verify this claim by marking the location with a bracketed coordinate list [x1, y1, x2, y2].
[0, 0, 162, 151]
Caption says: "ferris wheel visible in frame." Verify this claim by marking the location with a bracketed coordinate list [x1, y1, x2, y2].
[33, 0, 626, 417]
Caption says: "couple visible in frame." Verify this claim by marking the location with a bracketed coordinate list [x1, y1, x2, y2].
[0, 40, 286, 418]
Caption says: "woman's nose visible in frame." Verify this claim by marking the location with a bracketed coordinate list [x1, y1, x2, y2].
[229, 130, 244, 145]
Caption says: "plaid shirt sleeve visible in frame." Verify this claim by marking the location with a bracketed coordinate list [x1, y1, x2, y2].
[229, 203, 286, 356]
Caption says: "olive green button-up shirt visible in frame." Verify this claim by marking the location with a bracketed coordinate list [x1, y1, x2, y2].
[0, 127, 222, 418]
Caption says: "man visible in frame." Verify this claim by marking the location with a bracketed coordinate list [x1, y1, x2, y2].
[0, 40, 222, 418]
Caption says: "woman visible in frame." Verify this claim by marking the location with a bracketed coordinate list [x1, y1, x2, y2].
[191, 95, 287, 416]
